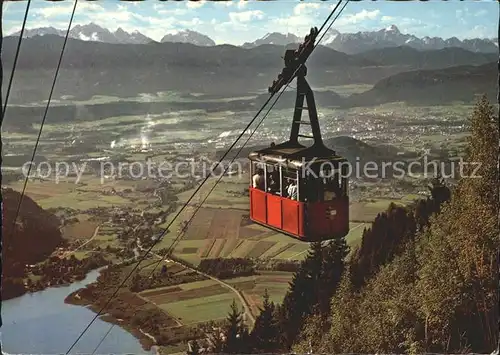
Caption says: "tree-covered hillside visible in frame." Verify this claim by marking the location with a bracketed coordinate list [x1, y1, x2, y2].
[192, 95, 498, 354]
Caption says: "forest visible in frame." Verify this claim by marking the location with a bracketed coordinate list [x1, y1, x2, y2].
[187, 95, 499, 354]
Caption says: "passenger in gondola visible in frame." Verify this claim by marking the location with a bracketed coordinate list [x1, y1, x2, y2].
[287, 179, 298, 200]
[268, 170, 280, 194]
[283, 178, 290, 197]
[252, 168, 265, 190]
[323, 177, 341, 200]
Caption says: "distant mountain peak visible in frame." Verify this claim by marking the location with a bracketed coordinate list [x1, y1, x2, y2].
[160, 29, 215, 46]
[10, 22, 153, 44]
[384, 25, 400, 33]
[7, 23, 498, 53]
[315, 26, 497, 54]
[242, 32, 300, 48]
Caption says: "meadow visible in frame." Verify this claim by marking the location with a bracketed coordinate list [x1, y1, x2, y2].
[2, 90, 472, 354]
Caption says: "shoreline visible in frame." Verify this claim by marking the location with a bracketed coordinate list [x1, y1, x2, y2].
[3, 267, 155, 355]
[4, 253, 110, 301]
[64, 267, 166, 354]
[3, 273, 88, 301]
[63, 264, 219, 354]
[5, 265, 159, 353]
[98, 312, 157, 353]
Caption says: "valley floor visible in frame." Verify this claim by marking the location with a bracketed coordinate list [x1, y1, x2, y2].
[2, 90, 472, 353]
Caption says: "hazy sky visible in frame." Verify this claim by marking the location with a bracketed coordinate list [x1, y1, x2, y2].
[3, 0, 498, 45]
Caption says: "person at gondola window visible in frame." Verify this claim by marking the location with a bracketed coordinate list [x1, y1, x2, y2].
[253, 168, 265, 190]
[324, 174, 342, 200]
[287, 180, 298, 200]
[268, 170, 280, 194]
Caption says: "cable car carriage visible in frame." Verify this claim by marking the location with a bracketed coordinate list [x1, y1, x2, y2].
[248, 30, 349, 241]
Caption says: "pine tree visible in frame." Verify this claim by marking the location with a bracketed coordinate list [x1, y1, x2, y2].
[428, 170, 451, 210]
[222, 299, 249, 353]
[279, 242, 323, 349]
[301, 266, 361, 353]
[417, 95, 499, 352]
[251, 289, 279, 353]
[317, 238, 349, 315]
[293, 98, 498, 353]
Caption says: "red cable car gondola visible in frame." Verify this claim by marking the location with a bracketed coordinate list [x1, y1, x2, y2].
[248, 29, 349, 241]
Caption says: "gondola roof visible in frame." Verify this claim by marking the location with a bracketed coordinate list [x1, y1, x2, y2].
[249, 141, 347, 169]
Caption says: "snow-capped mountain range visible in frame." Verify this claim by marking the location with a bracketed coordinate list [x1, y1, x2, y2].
[318, 25, 498, 54]
[12, 23, 152, 44]
[241, 32, 301, 48]
[9, 23, 498, 53]
[161, 29, 215, 46]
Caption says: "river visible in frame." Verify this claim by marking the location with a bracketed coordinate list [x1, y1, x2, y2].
[2, 269, 152, 354]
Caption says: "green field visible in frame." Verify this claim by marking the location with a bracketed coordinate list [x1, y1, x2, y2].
[141, 280, 243, 325]
[153, 174, 415, 268]
[3, 89, 473, 355]
[140, 271, 294, 324]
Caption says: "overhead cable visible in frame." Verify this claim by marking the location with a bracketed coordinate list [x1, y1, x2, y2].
[87, 1, 349, 352]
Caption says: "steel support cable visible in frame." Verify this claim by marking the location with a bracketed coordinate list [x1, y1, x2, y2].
[90, 1, 348, 352]
[0, 0, 3, 333]
[1, 0, 32, 333]
[154, 0, 349, 264]
[9, 0, 78, 237]
[2, 0, 31, 118]
[149, 0, 349, 282]
[91, 80, 290, 355]
[66, 68, 279, 355]
[1, 3, 32, 327]
[315, 1, 349, 50]
[149, 0, 345, 273]
[496, 2, 499, 353]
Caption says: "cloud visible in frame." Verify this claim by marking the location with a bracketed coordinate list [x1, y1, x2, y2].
[380, 15, 424, 27]
[237, 0, 248, 10]
[4, 1, 494, 46]
[275, 14, 314, 30]
[229, 10, 264, 23]
[213, 0, 247, 9]
[187, 1, 205, 9]
[454, 8, 468, 25]
[380, 15, 442, 37]
[336, 9, 380, 26]
[153, 3, 188, 16]
[463, 25, 491, 39]
[293, 3, 320, 15]
[178, 17, 204, 27]
[271, 2, 324, 36]
[475, 9, 488, 17]
[213, 1, 233, 7]
[34, 1, 103, 19]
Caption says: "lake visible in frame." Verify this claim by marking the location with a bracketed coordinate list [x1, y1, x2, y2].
[2, 269, 152, 354]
